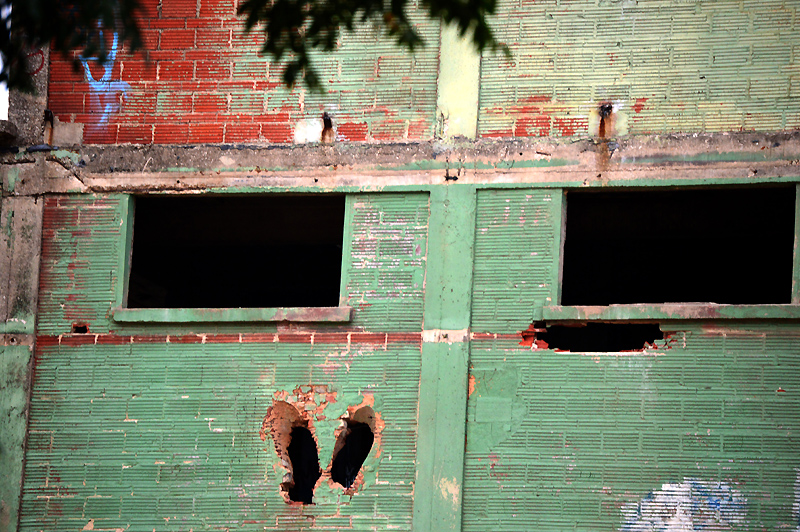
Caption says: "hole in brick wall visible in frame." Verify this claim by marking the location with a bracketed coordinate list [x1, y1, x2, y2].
[598, 102, 613, 138]
[529, 321, 664, 352]
[261, 400, 322, 505]
[286, 426, 322, 504]
[330, 406, 375, 489]
[71, 323, 89, 334]
[561, 186, 796, 305]
[128, 195, 345, 308]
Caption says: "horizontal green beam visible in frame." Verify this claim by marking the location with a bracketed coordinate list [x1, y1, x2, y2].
[112, 306, 352, 323]
[543, 304, 800, 321]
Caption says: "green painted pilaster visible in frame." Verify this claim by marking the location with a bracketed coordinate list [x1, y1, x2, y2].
[0, 342, 33, 532]
[0, 193, 43, 532]
[413, 185, 476, 532]
[793, 184, 800, 304]
[436, 25, 481, 139]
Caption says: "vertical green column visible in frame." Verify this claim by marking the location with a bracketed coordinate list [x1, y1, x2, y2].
[793, 184, 800, 304]
[0, 193, 43, 532]
[413, 184, 476, 532]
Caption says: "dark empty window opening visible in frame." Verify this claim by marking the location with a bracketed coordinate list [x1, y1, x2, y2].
[330, 406, 375, 489]
[286, 426, 322, 504]
[528, 322, 664, 352]
[127, 195, 345, 308]
[561, 187, 796, 306]
[71, 323, 89, 334]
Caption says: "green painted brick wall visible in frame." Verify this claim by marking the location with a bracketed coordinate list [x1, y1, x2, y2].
[479, 0, 800, 137]
[21, 338, 421, 531]
[463, 325, 800, 529]
[36, 193, 430, 336]
[21, 192, 429, 531]
[471, 189, 562, 333]
[37, 196, 128, 335]
[465, 187, 800, 529]
[20, 185, 800, 530]
[345, 194, 430, 331]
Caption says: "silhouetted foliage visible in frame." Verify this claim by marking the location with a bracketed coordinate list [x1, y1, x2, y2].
[238, 0, 506, 89]
[3, 0, 142, 91]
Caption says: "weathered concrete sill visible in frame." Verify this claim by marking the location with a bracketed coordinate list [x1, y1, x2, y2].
[112, 306, 353, 323]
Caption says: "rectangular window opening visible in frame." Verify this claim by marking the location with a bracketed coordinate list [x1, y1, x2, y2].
[560, 186, 796, 306]
[126, 195, 346, 309]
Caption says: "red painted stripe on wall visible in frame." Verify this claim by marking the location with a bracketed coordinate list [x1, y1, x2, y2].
[35, 332, 423, 347]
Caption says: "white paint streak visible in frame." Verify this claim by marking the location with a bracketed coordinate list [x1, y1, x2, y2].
[437, 477, 460, 508]
[422, 328, 469, 344]
[793, 469, 800, 532]
[620, 478, 746, 532]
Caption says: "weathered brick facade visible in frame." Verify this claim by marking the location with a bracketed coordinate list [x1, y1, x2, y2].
[2, 1, 800, 531]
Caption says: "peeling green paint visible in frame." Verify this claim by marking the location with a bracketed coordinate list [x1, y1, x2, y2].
[0, 344, 33, 532]
[4, 167, 18, 194]
[466, 366, 527, 453]
[165, 166, 203, 172]
[50, 150, 82, 164]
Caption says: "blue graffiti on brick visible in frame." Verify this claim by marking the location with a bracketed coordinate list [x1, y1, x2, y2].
[621, 479, 746, 531]
[81, 30, 130, 126]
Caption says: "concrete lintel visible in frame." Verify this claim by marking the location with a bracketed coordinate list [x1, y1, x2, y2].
[0, 132, 798, 195]
[1, 131, 794, 172]
[73, 160, 800, 192]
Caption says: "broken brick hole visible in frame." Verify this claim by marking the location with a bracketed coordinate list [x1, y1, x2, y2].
[262, 400, 322, 505]
[71, 323, 89, 334]
[330, 406, 375, 489]
[286, 426, 322, 504]
[598, 102, 613, 138]
[526, 321, 663, 352]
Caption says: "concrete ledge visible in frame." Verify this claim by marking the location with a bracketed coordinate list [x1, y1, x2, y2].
[542, 304, 800, 321]
[112, 306, 353, 323]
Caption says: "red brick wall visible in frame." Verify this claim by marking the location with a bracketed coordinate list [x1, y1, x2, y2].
[48, 0, 440, 144]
